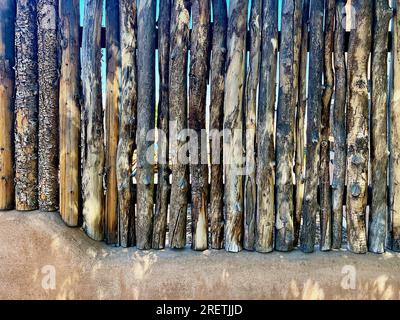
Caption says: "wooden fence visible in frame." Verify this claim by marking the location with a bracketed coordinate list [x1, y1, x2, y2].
[0, 0, 399, 254]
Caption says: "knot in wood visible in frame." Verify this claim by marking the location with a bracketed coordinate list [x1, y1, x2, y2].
[351, 182, 361, 198]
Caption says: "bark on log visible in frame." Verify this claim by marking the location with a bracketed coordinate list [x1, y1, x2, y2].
[300, 0, 324, 253]
[59, 0, 81, 226]
[37, 0, 59, 212]
[136, 0, 156, 250]
[189, 0, 210, 251]
[81, 0, 104, 241]
[389, 0, 400, 251]
[14, 0, 39, 211]
[332, 0, 347, 249]
[243, 0, 260, 251]
[0, 0, 15, 211]
[152, 0, 171, 250]
[319, 0, 335, 251]
[223, 0, 247, 253]
[294, 0, 309, 247]
[276, 0, 299, 252]
[256, 0, 278, 253]
[117, 0, 137, 248]
[105, 0, 120, 245]
[169, 0, 190, 249]
[345, 0, 372, 254]
[210, 0, 227, 250]
[369, 0, 391, 254]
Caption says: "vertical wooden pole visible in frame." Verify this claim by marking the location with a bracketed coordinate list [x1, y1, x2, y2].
[59, 0, 81, 226]
[276, 0, 298, 252]
[0, 0, 15, 211]
[169, 0, 190, 249]
[223, 0, 247, 253]
[369, 0, 391, 254]
[319, 0, 335, 251]
[105, 0, 120, 245]
[15, 0, 39, 211]
[294, 0, 309, 247]
[81, 0, 104, 241]
[189, 0, 210, 251]
[118, 0, 137, 247]
[210, 0, 227, 250]
[136, 0, 156, 250]
[152, 0, 171, 250]
[243, 0, 261, 251]
[389, 0, 400, 251]
[37, 0, 59, 212]
[345, 0, 372, 254]
[300, 0, 324, 253]
[332, 0, 347, 249]
[256, 0, 278, 253]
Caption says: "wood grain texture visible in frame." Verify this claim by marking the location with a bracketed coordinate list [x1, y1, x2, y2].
[81, 0, 104, 241]
[0, 0, 15, 211]
[14, 0, 39, 211]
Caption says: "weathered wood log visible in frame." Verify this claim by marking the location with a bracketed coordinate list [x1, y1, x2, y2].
[276, 0, 298, 252]
[117, 0, 137, 248]
[136, 0, 156, 250]
[0, 0, 15, 211]
[169, 0, 190, 249]
[152, 0, 171, 250]
[256, 0, 278, 253]
[59, 0, 81, 226]
[189, 0, 210, 251]
[243, 0, 260, 251]
[210, 0, 227, 250]
[319, 0, 335, 251]
[300, 0, 324, 253]
[369, 0, 391, 254]
[37, 0, 59, 212]
[81, 0, 104, 241]
[223, 0, 247, 253]
[105, 0, 120, 245]
[14, 0, 39, 211]
[332, 0, 347, 249]
[346, 0, 372, 254]
[389, 0, 400, 251]
[294, 0, 309, 247]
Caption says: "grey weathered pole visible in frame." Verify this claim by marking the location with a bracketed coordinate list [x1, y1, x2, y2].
[300, 0, 324, 253]
[14, 0, 39, 211]
[256, 0, 278, 253]
[117, 0, 137, 247]
[81, 0, 104, 241]
[345, 0, 372, 254]
[0, 0, 15, 211]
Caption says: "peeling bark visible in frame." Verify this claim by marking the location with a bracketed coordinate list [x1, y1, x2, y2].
[152, 0, 171, 250]
[105, 0, 120, 245]
[189, 0, 210, 251]
[117, 0, 137, 248]
[0, 0, 15, 211]
[14, 0, 39, 211]
[37, 0, 59, 212]
[256, 0, 278, 253]
[243, 0, 260, 251]
[294, 0, 309, 247]
[169, 0, 190, 249]
[332, 0, 347, 249]
[300, 0, 324, 253]
[346, 0, 372, 254]
[276, 0, 298, 252]
[81, 0, 104, 241]
[319, 0, 335, 251]
[210, 0, 227, 250]
[136, 0, 156, 250]
[223, 0, 247, 253]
